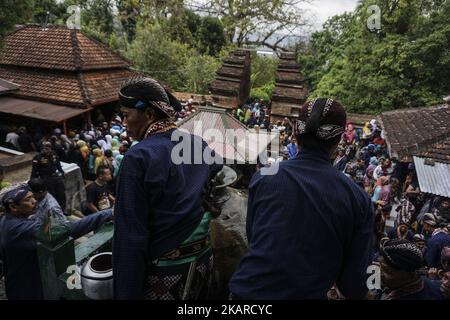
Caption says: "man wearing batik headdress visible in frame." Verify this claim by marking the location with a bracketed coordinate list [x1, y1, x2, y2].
[229, 98, 374, 299]
[377, 239, 443, 300]
[0, 185, 113, 300]
[113, 77, 223, 300]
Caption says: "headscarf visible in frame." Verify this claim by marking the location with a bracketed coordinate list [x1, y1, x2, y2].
[80, 146, 90, 160]
[97, 140, 108, 153]
[370, 156, 379, 166]
[113, 154, 124, 178]
[105, 135, 113, 150]
[93, 149, 106, 172]
[380, 239, 423, 272]
[76, 140, 87, 148]
[111, 139, 120, 151]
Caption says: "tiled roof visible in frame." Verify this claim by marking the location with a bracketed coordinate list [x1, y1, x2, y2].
[0, 66, 87, 106]
[416, 136, 450, 164]
[380, 105, 450, 162]
[0, 66, 137, 107]
[0, 25, 130, 71]
[83, 69, 138, 105]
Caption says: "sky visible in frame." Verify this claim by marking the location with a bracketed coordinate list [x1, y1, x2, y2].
[303, 0, 360, 30]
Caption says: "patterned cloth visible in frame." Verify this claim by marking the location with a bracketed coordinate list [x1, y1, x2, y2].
[144, 252, 213, 300]
[293, 98, 346, 140]
[380, 239, 423, 272]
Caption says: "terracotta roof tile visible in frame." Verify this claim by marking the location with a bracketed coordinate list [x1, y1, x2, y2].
[0, 25, 130, 71]
[381, 105, 450, 162]
[83, 69, 139, 105]
[416, 136, 450, 164]
[0, 67, 86, 106]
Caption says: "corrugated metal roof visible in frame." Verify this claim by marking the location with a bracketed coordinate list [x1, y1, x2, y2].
[413, 156, 450, 198]
[178, 106, 278, 163]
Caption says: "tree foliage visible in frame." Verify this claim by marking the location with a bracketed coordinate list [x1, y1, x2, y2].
[300, 0, 450, 114]
[0, 0, 34, 43]
[187, 0, 311, 51]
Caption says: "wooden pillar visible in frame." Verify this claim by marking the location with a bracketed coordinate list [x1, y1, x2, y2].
[63, 120, 68, 136]
[85, 111, 92, 130]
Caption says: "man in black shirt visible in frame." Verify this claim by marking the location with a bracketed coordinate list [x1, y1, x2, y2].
[30, 143, 66, 212]
[17, 127, 36, 153]
[84, 165, 114, 215]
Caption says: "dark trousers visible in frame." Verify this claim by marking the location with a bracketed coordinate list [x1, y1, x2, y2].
[42, 176, 66, 212]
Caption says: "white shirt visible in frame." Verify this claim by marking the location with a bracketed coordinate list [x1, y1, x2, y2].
[5, 132, 20, 148]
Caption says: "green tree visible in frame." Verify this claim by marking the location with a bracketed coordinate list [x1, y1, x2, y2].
[183, 54, 220, 93]
[189, 0, 311, 50]
[196, 16, 227, 56]
[126, 22, 192, 90]
[0, 0, 34, 44]
[32, 0, 67, 25]
[251, 54, 278, 89]
[301, 0, 450, 113]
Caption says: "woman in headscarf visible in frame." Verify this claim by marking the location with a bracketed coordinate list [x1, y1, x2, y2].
[60, 134, 73, 151]
[362, 122, 372, 145]
[111, 139, 120, 152]
[113, 154, 124, 179]
[367, 156, 379, 176]
[372, 176, 389, 207]
[105, 135, 113, 151]
[370, 119, 378, 135]
[76, 140, 87, 149]
[344, 121, 356, 145]
[93, 148, 107, 174]
[97, 139, 108, 153]
[87, 146, 98, 180]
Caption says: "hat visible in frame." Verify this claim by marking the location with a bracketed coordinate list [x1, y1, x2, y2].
[1, 185, 31, 211]
[380, 239, 424, 272]
[423, 213, 437, 227]
[119, 76, 182, 119]
[293, 98, 346, 141]
[413, 234, 425, 242]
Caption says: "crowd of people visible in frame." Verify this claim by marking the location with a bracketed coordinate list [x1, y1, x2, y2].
[1, 116, 134, 215]
[0, 78, 449, 300]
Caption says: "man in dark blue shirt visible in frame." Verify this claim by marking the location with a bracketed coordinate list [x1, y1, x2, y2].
[229, 98, 374, 299]
[0, 185, 113, 300]
[113, 77, 222, 299]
